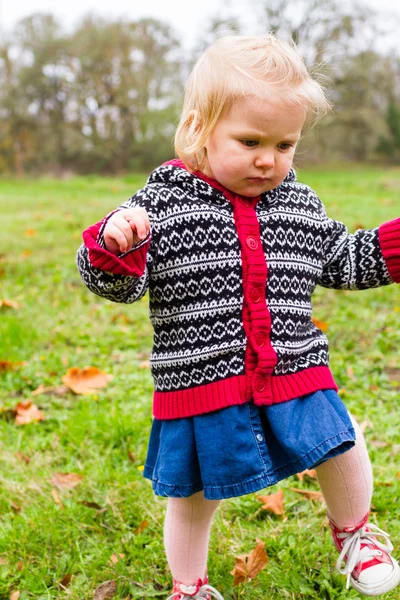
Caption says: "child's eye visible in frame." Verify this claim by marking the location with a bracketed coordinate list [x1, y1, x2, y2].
[278, 142, 294, 151]
[240, 140, 259, 147]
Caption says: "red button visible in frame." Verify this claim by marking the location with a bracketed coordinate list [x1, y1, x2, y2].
[246, 236, 259, 250]
[250, 287, 262, 303]
[255, 332, 267, 347]
[255, 377, 266, 392]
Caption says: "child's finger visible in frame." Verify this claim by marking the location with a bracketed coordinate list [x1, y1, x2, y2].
[105, 222, 131, 253]
[127, 213, 150, 241]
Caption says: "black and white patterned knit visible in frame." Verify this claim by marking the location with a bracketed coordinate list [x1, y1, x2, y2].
[77, 164, 394, 397]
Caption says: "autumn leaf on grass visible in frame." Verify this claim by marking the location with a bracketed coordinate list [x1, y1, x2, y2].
[290, 488, 324, 502]
[50, 472, 84, 490]
[10, 592, 20, 600]
[32, 384, 69, 396]
[59, 574, 72, 589]
[312, 318, 328, 332]
[109, 553, 125, 564]
[134, 519, 149, 535]
[231, 539, 268, 586]
[0, 360, 25, 372]
[15, 401, 45, 425]
[0, 299, 20, 309]
[257, 489, 284, 515]
[62, 366, 112, 395]
[296, 469, 317, 481]
[94, 580, 117, 600]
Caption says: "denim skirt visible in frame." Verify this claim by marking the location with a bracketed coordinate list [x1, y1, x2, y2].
[143, 389, 356, 500]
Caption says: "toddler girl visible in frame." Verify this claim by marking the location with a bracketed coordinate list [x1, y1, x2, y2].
[77, 35, 400, 599]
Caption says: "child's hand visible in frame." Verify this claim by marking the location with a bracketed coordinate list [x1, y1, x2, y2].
[103, 208, 150, 255]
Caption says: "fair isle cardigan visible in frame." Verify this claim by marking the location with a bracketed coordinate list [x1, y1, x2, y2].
[77, 160, 400, 420]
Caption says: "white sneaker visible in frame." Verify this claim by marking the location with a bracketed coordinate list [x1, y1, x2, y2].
[329, 514, 400, 596]
[167, 576, 224, 600]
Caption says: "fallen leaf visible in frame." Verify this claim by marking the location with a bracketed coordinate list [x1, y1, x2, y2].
[353, 223, 366, 231]
[62, 366, 112, 395]
[17, 562, 24, 571]
[128, 450, 136, 463]
[290, 488, 324, 502]
[11, 501, 21, 513]
[15, 452, 30, 464]
[51, 489, 64, 509]
[15, 401, 45, 425]
[94, 580, 117, 600]
[0, 360, 22, 372]
[110, 553, 125, 564]
[138, 360, 150, 369]
[296, 469, 317, 481]
[32, 384, 69, 396]
[312, 318, 328, 332]
[230, 539, 268, 586]
[80, 500, 103, 510]
[50, 472, 84, 490]
[10, 592, 20, 600]
[370, 440, 388, 448]
[134, 519, 149, 534]
[59, 574, 72, 589]
[0, 299, 20, 309]
[257, 490, 284, 515]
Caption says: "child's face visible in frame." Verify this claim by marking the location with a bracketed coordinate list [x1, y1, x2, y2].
[204, 96, 305, 197]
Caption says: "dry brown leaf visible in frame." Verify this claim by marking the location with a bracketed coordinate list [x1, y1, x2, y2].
[62, 366, 112, 395]
[59, 574, 72, 589]
[50, 472, 84, 490]
[290, 488, 324, 502]
[110, 553, 125, 564]
[296, 469, 317, 481]
[15, 401, 45, 425]
[51, 489, 64, 509]
[94, 580, 117, 600]
[134, 519, 149, 534]
[15, 452, 30, 464]
[257, 489, 284, 515]
[10, 592, 20, 600]
[80, 500, 103, 510]
[11, 501, 21, 513]
[32, 384, 69, 396]
[0, 299, 20, 309]
[128, 450, 136, 463]
[17, 562, 24, 571]
[0, 360, 24, 372]
[231, 539, 268, 586]
[312, 317, 328, 332]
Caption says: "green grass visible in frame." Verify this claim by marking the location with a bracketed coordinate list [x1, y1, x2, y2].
[0, 166, 399, 599]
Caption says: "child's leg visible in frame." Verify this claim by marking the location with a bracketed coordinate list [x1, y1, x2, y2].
[315, 415, 373, 527]
[164, 490, 220, 585]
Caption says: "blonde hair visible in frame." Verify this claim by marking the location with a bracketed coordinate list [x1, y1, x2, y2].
[175, 34, 331, 172]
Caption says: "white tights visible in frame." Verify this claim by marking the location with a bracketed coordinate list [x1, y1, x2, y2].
[163, 416, 373, 585]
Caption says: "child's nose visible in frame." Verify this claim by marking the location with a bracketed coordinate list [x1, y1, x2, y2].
[254, 150, 275, 169]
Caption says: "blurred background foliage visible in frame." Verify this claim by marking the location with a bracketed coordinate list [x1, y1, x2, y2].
[0, 0, 400, 175]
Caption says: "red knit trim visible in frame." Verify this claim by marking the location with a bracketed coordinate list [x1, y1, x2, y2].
[82, 221, 149, 277]
[378, 218, 400, 283]
[152, 367, 338, 419]
[153, 375, 249, 419]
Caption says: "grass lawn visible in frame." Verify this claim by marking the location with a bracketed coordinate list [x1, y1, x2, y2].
[0, 165, 399, 599]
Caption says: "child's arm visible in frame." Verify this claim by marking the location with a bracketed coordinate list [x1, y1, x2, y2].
[76, 187, 157, 304]
[318, 210, 400, 290]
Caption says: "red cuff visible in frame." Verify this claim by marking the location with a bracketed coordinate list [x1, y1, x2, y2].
[82, 221, 149, 277]
[378, 218, 400, 283]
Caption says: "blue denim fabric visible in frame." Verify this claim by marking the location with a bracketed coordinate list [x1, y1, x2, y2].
[143, 389, 356, 500]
